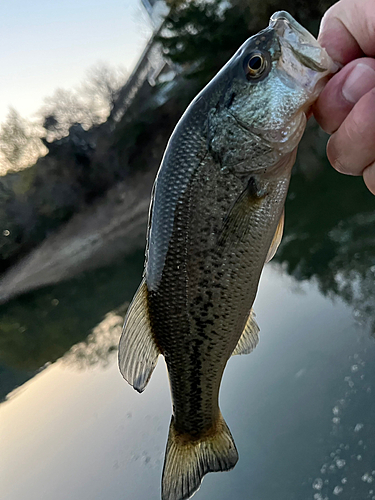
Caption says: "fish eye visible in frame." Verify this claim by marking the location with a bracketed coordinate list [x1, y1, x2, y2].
[244, 52, 268, 80]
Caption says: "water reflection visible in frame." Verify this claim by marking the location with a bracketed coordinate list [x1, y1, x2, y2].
[63, 306, 127, 369]
[277, 121, 375, 335]
[1, 120, 375, 500]
[2, 122, 374, 380]
[0, 251, 143, 401]
[311, 345, 375, 499]
[2, 265, 375, 500]
[0, 125, 375, 397]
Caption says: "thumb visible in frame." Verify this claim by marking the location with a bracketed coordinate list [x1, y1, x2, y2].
[313, 58, 375, 134]
[318, 0, 375, 65]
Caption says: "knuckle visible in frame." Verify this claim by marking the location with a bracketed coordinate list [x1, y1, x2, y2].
[327, 136, 355, 175]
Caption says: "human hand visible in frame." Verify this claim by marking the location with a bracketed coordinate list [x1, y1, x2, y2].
[313, 0, 375, 195]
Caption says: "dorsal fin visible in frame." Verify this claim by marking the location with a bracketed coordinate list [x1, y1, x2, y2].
[232, 309, 259, 356]
[265, 209, 284, 263]
[118, 279, 160, 393]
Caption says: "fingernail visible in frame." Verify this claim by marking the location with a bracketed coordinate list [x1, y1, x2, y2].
[342, 63, 375, 103]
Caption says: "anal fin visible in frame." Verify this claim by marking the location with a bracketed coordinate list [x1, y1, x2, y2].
[118, 279, 160, 393]
[232, 309, 259, 356]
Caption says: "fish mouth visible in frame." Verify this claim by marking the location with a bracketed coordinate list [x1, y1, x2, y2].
[270, 12, 331, 72]
[269, 11, 338, 97]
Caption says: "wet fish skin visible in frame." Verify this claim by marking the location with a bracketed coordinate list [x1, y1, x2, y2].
[119, 11, 335, 500]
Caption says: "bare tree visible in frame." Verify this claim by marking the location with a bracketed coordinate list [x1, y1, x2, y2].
[40, 88, 101, 141]
[0, 108, 46, 174]
[0, 63, 129, 173]
[40, 64, 128, 141]
[81, 62, 128, 118]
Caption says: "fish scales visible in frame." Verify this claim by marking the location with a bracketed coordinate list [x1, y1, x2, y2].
[118, 11, 336, 500]
[148, 151, 289, 437]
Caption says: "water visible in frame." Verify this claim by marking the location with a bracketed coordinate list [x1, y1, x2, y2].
[1, 143, 375, 499]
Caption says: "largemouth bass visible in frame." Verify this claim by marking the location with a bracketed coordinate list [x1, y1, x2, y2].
[119, 11, 335, 500]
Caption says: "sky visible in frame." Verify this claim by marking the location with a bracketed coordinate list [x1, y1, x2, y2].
[0, 0, 153, 124]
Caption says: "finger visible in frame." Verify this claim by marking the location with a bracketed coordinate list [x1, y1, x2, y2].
[363, 162, 375, 195]
[318, 0, 375, 65]
[313, 58, 375, 133]
[327, 87, 375, 176]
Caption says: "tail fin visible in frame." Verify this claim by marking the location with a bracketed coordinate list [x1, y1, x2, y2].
[162, 414, 238, 500]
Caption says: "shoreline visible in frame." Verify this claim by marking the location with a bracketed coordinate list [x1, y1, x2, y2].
[0, 169, 156, 304]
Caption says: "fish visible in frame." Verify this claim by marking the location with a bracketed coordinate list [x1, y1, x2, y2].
[118, 11, 336, 500]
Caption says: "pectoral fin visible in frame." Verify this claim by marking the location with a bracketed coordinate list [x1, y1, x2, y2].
[218, 177, 266, 247]
[118, 279, 160, 393]
[265, 209, 284, 263]
[232, 309, 259, 356]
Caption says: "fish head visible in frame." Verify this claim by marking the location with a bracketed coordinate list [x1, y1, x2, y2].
[211, 11, 337, 170]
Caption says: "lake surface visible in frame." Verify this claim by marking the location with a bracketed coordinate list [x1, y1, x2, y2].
[1, 134, 375, 500]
